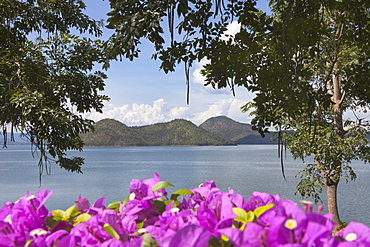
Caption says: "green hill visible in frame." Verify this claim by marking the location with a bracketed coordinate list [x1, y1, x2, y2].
[199, 116, 277, 144]
[81, 119, 145, 146]
[81, 118, 236, 147]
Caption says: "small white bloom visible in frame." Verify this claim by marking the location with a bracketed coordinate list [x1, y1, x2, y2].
[129, 192, 136, 200]
[4, 214, 12, 224]
[138, 228, 146, 234]
[345, 233, 357, 241]
[26, 195, 36, 201]
[30, 229, 48, 236]
[170, 207, 179, 213]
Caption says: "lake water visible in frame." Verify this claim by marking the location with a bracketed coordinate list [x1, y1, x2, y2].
[0, 145, 369, 226]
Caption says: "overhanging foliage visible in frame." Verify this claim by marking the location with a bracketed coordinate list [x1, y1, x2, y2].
[0, 0, 109, 181]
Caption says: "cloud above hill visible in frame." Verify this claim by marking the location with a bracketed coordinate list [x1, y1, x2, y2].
[83, 97, 253, 126]
[82, 20, 253, 127]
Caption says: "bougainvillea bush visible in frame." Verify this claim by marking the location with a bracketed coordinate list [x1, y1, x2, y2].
[1, 173, 369, 246]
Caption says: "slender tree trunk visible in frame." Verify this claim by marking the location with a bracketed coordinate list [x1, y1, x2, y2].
[321, 18, 345, 226]
[326, 178, 341, 224]
[316, 159, 341, 225]
[329, 67, 344, 226]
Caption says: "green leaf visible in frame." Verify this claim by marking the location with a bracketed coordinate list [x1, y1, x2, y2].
[232, 207, 255, 224]
[64, 205, 79, 220]
[153, 200, 166, 214]
[170, 189, 193, 200]
[141, 233, 157, 247]
[136, 221, 144, 230]
[25, 239, 34, 247]
[107, 201, 121, 212]
[254, 204, 275, 218]
[172, 188, 193, 196]
[45, 216, 60, 230]
[232, 207, 248, 223]
[51, 209, 65, 221]
[74, 213, 91, 226]
[232, 207, 255, 230]
[152, 181, 174, 193]
[122, 195, 130, 207]
[104, 223, 120, 239]
[51, 205, 80, 222]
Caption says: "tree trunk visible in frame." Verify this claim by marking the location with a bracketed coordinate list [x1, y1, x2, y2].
[330, 68, 344, 226]
[326, 180, 341, 225]
[316, 159, 341, 225]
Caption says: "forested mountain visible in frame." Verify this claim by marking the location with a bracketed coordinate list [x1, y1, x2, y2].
[199, 116, 277, 144]
[81, 118, 236, 147]
[5, 116, 280, 147]
[81, 118, 145, 146]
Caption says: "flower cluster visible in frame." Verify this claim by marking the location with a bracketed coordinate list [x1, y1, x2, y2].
[0, 173, 369, 246]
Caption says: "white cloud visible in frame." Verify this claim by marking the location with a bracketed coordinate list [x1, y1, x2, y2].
[84, 99, 172, 126]
[191, 58, 235, 95]
[190, 98, 251, 125]
[83, 97, 254, 126]
[192, 58, 209, 86]
[220, 21, 241, 41]
[168, 106, 191, 119]
[191, 21, 242, 95]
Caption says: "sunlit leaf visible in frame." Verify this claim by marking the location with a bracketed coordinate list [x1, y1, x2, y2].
[107, 201, 121, 212]
[170, 189, 193, 200]
[74, 213, 91, 226]
[51, 209, 65, 221]
[64, 205, 79, 220]
[232, 207, 249, 223]
[254, 204, 275, 218]
[152, 181, 174, 193]
[104, 223, 120, 239]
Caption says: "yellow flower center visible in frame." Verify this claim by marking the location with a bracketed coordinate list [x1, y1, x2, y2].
[345, 233, 357, 242]
[284, 219, 297, 230]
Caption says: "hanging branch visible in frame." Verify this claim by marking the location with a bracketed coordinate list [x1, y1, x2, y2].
[278, 125, 287, 181]
[2, 125, 7, 148]
[168, 2, 175, 47]
[185, 59, 190, 104]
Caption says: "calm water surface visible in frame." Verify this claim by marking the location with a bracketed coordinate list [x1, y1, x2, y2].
[0, 145, 369, 226]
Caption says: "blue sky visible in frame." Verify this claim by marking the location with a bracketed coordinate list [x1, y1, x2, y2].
[81, 0, 270, 126]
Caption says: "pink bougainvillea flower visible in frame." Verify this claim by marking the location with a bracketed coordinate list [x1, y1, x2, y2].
[165, 224, 211, 247]
[219, 221, 266, 247]
[75, 195, 90, 213]
[196, 191, 236, 238]
[265, 199, 335, 247]
[243, 191, 280, 212]
[129, 173, 167, 200]
[0, 190, 52, 246]
[337, 222, 370, 246]
[227, 187, 245, 208]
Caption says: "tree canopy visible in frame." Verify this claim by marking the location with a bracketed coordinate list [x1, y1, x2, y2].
[0, 0, 109, 181]
[105, 0, 370, 224]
